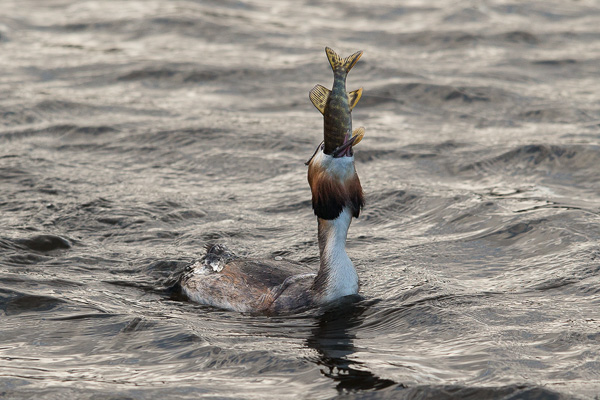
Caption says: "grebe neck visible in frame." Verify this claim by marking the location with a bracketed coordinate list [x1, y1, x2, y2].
[312, 207, 358, 302]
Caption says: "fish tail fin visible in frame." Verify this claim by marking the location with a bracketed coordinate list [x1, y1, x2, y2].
[325, 47, 363, 75]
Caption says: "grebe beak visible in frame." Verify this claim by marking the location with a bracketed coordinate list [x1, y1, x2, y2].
[305, 127, 365, 165]
[331, 127, 365, 158]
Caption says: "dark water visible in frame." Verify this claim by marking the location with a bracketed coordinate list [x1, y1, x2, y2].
[1, 0, 600, 398]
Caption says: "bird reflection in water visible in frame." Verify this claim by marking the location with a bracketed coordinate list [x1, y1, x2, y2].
[306, 298, 400, 393]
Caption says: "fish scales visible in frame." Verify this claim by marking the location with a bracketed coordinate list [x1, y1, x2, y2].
[309, 47, 364, 155]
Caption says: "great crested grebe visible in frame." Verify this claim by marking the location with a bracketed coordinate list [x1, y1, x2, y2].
[180, 47, 366, 314]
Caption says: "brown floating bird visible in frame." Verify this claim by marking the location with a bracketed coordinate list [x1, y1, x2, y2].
[180, 47, 366, 314]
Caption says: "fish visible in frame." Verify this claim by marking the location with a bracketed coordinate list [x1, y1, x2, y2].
[309, 47, 365, 156]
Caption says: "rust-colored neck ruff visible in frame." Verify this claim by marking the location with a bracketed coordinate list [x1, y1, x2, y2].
[307, 147, 364, 220]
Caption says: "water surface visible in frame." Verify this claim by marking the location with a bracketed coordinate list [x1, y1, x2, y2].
[1, 0, 600, 398]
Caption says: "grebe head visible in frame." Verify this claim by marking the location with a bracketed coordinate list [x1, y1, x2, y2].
[306, 133, 365, 221]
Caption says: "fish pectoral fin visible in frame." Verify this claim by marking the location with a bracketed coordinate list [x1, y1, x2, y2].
[348, 88, 363, 110]
[351, 127, 365, 146]
[309, 84, 330, 115]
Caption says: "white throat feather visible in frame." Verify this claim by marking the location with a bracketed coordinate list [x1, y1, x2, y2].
[312, 207, 359, 302]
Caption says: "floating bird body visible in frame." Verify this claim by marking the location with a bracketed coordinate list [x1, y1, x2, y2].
[181, 48, 366, 314]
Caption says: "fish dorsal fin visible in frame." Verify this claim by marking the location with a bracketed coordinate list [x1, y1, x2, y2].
[351, 127, 365, 146]
[348, 88, 363, 110]
[309, 84, 330, 115]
